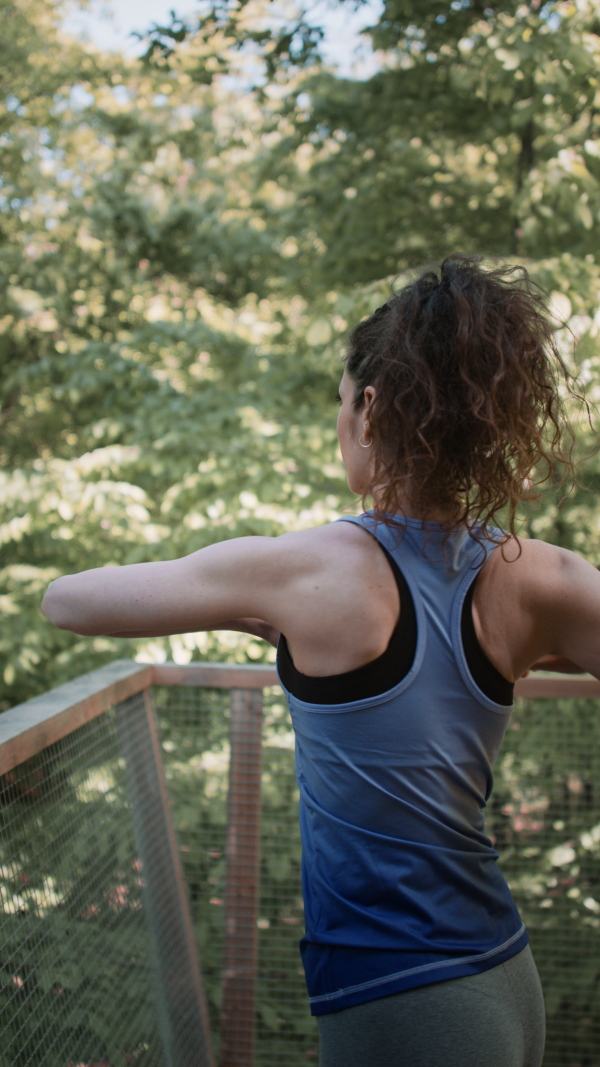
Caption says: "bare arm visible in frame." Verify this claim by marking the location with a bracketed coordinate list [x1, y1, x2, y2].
[522, 653, 587, 676]
[103, 618, 280, 647]
[528, 547, 600, 679]
[41, 536, 291, 639]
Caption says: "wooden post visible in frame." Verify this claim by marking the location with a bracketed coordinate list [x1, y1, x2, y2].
[116, 689, 215, 1067]
[220, 689, 263, 1067]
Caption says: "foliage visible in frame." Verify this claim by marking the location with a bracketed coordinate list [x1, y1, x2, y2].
[3, 0, 600, 711]
[1, 1, 600, 1061]
[262, 0, 600, 283]
[0, 0, 351, 709]
[136, 0, 325, 83]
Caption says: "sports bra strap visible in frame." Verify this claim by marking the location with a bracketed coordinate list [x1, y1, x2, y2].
[277, 539, 514, 706]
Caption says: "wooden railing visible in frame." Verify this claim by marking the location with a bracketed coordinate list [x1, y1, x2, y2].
[1, 661, 598, 1067]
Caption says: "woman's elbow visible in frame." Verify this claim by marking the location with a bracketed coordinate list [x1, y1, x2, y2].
[41, 579, 85, 632]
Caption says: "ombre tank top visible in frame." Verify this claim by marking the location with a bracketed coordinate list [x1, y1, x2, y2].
[275, 512, 528, 1016]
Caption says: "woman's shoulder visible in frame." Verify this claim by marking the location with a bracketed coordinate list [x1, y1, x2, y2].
[272, 518, 401, 675]
[275, 516, 362, 548]
[481, 532, 564, 606]
[490, 534, 600, 678]
[492, 532, 565, 579]
[273, 519, 396, 610]
[275, 516, 386, 569]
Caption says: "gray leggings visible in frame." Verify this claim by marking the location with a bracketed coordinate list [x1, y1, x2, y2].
[317, 945, 545, 1067]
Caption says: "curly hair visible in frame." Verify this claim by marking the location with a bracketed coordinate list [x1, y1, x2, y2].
[343, 253, 591, 566]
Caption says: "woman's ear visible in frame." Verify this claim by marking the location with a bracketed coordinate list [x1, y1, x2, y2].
[363, 384, 377, 419]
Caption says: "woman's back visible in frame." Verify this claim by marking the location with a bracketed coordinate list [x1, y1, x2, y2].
[274, 516, 564, 687]
[277, 511, 532, 1015]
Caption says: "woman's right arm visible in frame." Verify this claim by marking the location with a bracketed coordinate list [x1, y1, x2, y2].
[530, 547, 600, 680]
[523, 654, 587, 676]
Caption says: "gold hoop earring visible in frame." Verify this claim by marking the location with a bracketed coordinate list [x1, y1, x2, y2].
[359, 434, 372, 448]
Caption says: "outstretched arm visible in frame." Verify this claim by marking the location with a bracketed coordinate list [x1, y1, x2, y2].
[208, 618, 280, 646]
[523, 547, 600, 680]
[41, 536, 289, 640]
[521, 653, 587, 677]
[103, 617, 281, 647]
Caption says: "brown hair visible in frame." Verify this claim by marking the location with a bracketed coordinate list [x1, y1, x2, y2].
[343, 253, 591, 566]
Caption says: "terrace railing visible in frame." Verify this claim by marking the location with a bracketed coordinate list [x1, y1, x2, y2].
[0, 660, 599, 1067]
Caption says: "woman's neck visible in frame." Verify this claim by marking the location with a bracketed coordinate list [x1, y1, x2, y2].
[370, 495, 464, 525]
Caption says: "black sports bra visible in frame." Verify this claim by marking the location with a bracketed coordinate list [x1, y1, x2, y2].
[277, 542, 514, 706]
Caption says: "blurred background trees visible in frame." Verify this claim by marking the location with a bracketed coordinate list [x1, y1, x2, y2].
[2, 0, 600, 706]
[3, 4, 600, 1060]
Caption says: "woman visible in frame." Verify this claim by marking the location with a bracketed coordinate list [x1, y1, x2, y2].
[42, 254, 600, 1067]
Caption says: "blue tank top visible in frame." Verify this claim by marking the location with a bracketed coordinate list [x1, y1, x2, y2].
[276, 512, 528, 1016]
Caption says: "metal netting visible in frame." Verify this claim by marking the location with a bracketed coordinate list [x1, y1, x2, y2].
[1, 677, 599, 1067]
[0, 685, 214, 1067]
[152, 684, 317, 1067]
[0, 694, 165, 1067]
[153, 684, 600, 1067]
[486, 694, 600, 1067]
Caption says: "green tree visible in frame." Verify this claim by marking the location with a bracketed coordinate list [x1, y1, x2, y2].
[259, 1, 599, 280]
[246, 0, 600, 538]
[0, 0, 350, 709]
[2, 3, 600, 1061]
[3, 0, 600, 702]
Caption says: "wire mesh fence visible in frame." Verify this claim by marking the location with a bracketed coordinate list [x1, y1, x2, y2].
[0, 667, 599, 1067]
[0, 696, 165, 1067]
[485, 694, 600, 1067]
[153, 682, 600, 1067]
[153, 683, 317, 1067]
